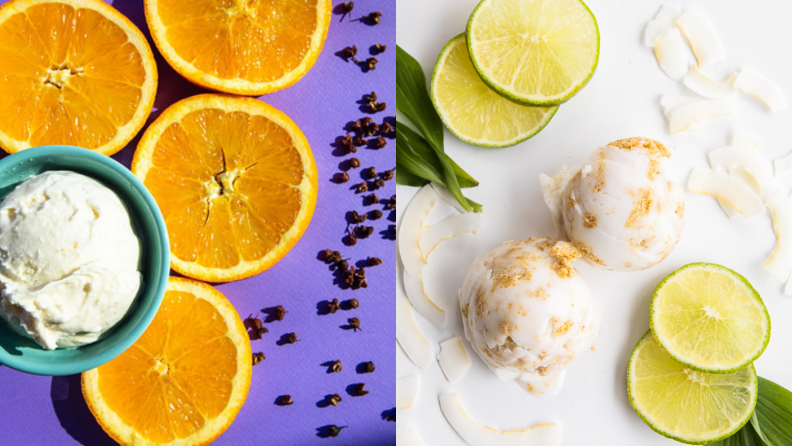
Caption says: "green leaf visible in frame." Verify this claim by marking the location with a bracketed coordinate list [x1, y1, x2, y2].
[397, 46, 472, 212]
[708, 420, 765, 446]
[396, 161, 429, 187]
[753, 377, 792, 445]
[396, 123, 478, 188]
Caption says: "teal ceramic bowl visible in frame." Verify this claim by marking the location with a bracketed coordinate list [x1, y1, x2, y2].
[0, 145, 170, 375]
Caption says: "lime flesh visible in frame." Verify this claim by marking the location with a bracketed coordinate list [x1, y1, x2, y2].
[466, 0, 599, 106]
[650, 263, 770, 374]
[430, 34, 557, 148]
[627, 331, 757, 445]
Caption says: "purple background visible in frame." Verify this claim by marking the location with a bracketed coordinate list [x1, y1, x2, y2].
[0, 1, 396, 445]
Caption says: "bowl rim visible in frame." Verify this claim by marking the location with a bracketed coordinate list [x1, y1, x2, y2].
[0, 145, 170, 376]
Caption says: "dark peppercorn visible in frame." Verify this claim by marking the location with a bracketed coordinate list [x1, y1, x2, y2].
[365, 11, 382, 24]
[366, 91, 377, 102]
[372, 43, 386, 54]
[367, 256, 382, 266]
[353, 134, 367, 147]
[350, 210, 367, 224]
[278, 395, 294, 406]
[384, 195, 396, 210]
[273, 305, 287, 321]
[327, 425, 347, 437]
[347, 298, 359, 309]
[373, 178, 386, 190]
[382, 169, 394, 181]
[383, 412, 396, 422]
[350, 119, 363, 133]
[368, 210, 383, 220]
[363, 57, 377, 71]
[366, 193, 379, 205]
[331, 360, 342, 373]
[371, 102, 386, 112]
[341, 45, 358, 61]
[340, 1, 353, 13]
[356, 226, 374, 239]
[356, 182, 368, 193]
[351, 383, 369, 396]
[349, 157, 360, 168]
[327, 298, 340, 313]
[365, 166, 377, 178]
[379, 121, 393, 136]
[353, 268, 365, 279]
[333, 172, 350, 183]
[360, 361, 375, 373]
[345, 232, 357, 246]
[348, 317, 361, 332]
[334, 258, 349, 270]
[372, 136, 387, 149]
[361, 117, 373, 126]
[364, 121, 379, 136]
[252, 352, 265, 366]
[284, 332, 299, 344]
[322, 250, 342, 264]
[329, 394, 342, 406]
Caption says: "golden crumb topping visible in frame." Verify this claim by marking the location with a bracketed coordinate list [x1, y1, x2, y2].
[551, 242, 581, 278]
[575, 242, 605, 266]
[582, 212, 598, 228]
[626, 188, 653, 228]
[552, 318, 574, 336]
[609, 137, 671, 181]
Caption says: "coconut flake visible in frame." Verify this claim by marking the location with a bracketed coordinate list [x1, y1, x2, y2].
[396, 375, 420, 410]
[676, 9, 725, 67]
[688, 168, 765, 218]
[774, 151, 792, 178]
[399, 185, 438, 276]
[764, 191, 792, 282]
[403, 269, 445, 328]
[660, 95, 704, 119]
[732, 131, 760, 152]
[735, 68, 788, 112]
[397, 426, 425, 446]
[430, 182, 468, 214]
[708, 147, 776, 200]
[439, 393, 563, 446]
[654, 28, 690, 82]
[644, 4, 682, 47]
[419, 213, 482, 259]
[668, 99, 737, 134]
[682, 64, 736, 99]
[396, 297, 433, 369]
[437, 337, 472, 384]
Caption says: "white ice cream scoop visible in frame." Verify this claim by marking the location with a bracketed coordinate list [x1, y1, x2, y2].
[540, 137, 685, 272]
[458, 238, 600, 396]
[0, 171, 141, 349]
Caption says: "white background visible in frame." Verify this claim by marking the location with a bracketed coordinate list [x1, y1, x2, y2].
[396, 0, 792, 444]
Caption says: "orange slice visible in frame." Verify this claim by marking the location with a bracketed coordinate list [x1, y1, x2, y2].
[82, 277, 252, 446]
[145, 0, 332, 95]
[0, 0, 157, 155]
[132, 94, 318, 282]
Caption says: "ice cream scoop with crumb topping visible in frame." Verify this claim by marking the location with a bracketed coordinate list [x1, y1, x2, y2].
[458, 238, 600, 395]
[540, 138, 685, 272]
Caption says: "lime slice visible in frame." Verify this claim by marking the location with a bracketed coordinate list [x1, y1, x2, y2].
[466, 0, 599, 106]
[627, 331, 757, 445]
[430, 34, 558, 148]
[650, 263, 770, 373]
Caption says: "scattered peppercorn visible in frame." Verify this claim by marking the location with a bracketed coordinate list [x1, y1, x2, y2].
[345, 232, 357, 246]
[373, 178, 386, 190]
[340, 1, 353, 14]
[327, 298, 340, 313]
[351, 383, 369, 396]
[327, 425, 348, 437]
[356, 182, 368, 193]
[382, 169, 394, 181]
[362, 57, 377, 71]
[384, 195, 396, 210]
[350, 210, 367, 224]
[383, 412, 396, 422]
[273, 305, 287, 321]
[333, 172, 350, 183]
[367, 256, 383, 266]
[356, 226, 374, 239]
[331, 359, 342, 373]
[350, 119, 363, 133]
[361, 117, 373, 126]
[372, 136, 387, 149]
[372, 43, 387, 54]
[360, 361, 376, 373]
[341, 45, 358, 62]
[347, 298, 359, 309]
[348, 317, 361, 332]
[380, 121, 393, 136]
[338, 134, 356, 154]
[248, 313, 268, 338]
[252, 352, 265, 366]
[284, 332, 300, 344]
[349, 157, 360, 168]
[323, 250, 342, 264]
[353, 268, 366, 279]
[353, 134, 367, 147]
[365, 193, 379, 205]
[364, 121, 379, 136]
[370, 101, 387, 112]
[364, 11, 382, 24]
[329, 394, 342, 406]
[335, 258, 350, 270]
[364, 166, 377, 178]
[278, 395, 294, 406]
[366, 91, 377, 102]
[368, 210, 383, 221]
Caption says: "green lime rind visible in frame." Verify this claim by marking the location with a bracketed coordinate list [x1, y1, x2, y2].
[430, 34, 558, 149]
[627, 330, 758, 445]
[465, 0, 599, 107]
[649, 263, 771, 374]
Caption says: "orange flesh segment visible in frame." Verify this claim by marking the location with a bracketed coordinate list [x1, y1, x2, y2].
[156, 0, 317, 83]
[96, 289, 239, 443]
[0, 3, 146, 148]
[143, 107, 304, 269]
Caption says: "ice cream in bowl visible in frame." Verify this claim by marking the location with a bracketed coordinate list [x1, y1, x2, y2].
[0, 146, 169, 375]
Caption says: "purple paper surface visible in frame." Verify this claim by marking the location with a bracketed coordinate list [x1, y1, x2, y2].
[0, 1, 396, 445]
